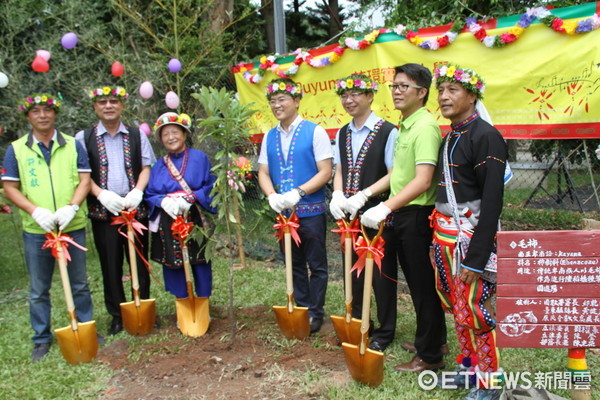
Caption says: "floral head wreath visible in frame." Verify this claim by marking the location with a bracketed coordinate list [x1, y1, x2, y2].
[19, 93, 61, 114]
[433, 64, 486, 100]
[335, 74, 378, 95]
[88, 86, 129, 102]
[265, 79, 303, 100]
[153, 112, 192, 138]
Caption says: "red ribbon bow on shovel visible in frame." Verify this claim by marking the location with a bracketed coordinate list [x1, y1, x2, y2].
[331, 218, 361, 252]
[171, 215, 194, 242]
[273, 212, 301, 247]
[351, 227, 386, 278]
[42, 230, 88, 262]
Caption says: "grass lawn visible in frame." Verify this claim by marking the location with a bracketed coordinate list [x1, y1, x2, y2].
[0, 209, 597, 399]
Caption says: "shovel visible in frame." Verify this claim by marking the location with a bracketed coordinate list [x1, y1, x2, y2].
[120, 222, 156, 336]
[342, 223, 385, 387]
[53, 236, 98, 365]
[273, 211, 310, 340]
[330, 218, 362, 346]
[175, 233, 210, 337]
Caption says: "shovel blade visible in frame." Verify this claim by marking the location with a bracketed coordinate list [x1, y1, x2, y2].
[120, 298, 156, 336]
[272, 305, 310, 340]
[342, 342, 384, 387]
[175, 296, 209, 337]
[54, 321, 98, 365]
[330, 316, 364, 346]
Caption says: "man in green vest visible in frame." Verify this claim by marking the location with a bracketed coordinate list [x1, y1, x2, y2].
[2, 92, 96, 361]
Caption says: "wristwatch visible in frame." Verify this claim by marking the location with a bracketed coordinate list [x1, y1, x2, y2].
[69, 203, 80, 212]
[296, 187, 306, 198]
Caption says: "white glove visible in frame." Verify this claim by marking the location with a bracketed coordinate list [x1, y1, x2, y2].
[32, 207, 56, 232]
[329, 190, 348, 220]
[175, 197, 192, 215]
[268, 193, 286, 213]
[98, 190, 125, 216]
[161, 197, 179, 219]
[346, 189, 371, 220]
[54, 205, 77, 231]
[123, 188, 144, 211]
[281, 189, 302, 209]
[360, 202, 391, 229]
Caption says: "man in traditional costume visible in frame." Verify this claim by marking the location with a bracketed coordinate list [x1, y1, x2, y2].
[75, 85, 156, 335]
[258, 78, 333, 334]
[329, 74, 398, 351]
[431, 64, 506, 400]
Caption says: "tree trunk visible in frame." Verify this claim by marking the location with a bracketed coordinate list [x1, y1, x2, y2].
[262, 0, 276, 53]
[208, 0, 234, 33]
[328, 0, 342, 37]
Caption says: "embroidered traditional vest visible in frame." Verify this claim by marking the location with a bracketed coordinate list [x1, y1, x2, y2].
[338, 119, 395, 213]
[266, 120, 326, 217]
[84, 125, 148, 221]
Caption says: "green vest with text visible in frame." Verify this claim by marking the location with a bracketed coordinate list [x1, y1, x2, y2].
[12, 132, 88, 234]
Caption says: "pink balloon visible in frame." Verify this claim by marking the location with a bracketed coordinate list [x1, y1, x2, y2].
[168, 58, 181, 73]
[165, 91, 180, 109]
[139, 123, 151, 136]
[61, 32, 78, 49]
[36, 50, 51, 61]
[139, 81, 153, 99]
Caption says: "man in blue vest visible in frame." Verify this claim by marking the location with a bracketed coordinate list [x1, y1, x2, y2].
[258, 78, 333, 334]
[75, 85, 156, 336]
[329, 74, 398, 352]
[2, 92, 95, 361]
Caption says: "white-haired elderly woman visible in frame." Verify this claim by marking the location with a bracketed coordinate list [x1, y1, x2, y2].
[144, 112, 216, 300]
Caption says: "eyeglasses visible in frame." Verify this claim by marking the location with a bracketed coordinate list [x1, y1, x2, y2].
[96, 98, 121, 106]
[340, 91, 364, 101]
[388, 83, 423, 92]
[269, 96, 292, 105]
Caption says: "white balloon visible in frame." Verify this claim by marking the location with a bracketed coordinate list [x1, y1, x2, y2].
[139, 81, 153, 99]
[0, 72, 8, 88]
[36, 50, 51, 61]
[165, 91, 180, 109]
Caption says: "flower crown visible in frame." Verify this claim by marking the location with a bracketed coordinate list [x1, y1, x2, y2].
[88, 86, 129, 101]
[335, 74, 378, 95]
[19, 93, 61, 114]
[433, 64, 486, 99]
[265, 79, 303, 100]
[153, 112, 192, 134]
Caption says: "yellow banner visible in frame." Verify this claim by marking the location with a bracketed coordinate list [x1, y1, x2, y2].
[234, 4, 600, 140]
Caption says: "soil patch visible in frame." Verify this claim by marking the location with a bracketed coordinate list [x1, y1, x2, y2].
[97, 305, 351, 400]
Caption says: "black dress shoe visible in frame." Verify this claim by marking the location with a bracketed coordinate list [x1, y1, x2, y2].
[309, 317, 323, 334]
[368, 340, 388, 352]
[31, 343, 51, 362]
[108, 317, 123, 335]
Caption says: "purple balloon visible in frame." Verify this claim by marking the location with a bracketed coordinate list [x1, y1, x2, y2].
[61, 32, 78, 50]
[168, 58, 182, 73]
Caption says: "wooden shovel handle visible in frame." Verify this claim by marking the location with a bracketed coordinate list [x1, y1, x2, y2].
[126, 224, 141, 307]
[278, 207, 297, 314]
[56, 239, 78, 331]
[359, 222, 384, 354]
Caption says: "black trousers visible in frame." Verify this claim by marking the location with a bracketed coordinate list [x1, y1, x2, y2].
[91, 219, 150, 319]
[393, 205, 447, 363]
[351, 226, 397, 345]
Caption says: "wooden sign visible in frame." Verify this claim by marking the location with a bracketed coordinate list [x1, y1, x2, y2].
[496, 230, 600, 348]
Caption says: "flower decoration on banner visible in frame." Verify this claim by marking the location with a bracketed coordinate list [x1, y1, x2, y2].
[433, 64, 486, 100]
[265, 78, 303, 99]
[351, 234, 385, 278]
[42, 231, 88, 262]
[19, 93, 61, 114]
[331, 218, 361, 251]
[88, 86, 129, 101]
[394, 21, 463, 50]
[273, 213, 301, 247]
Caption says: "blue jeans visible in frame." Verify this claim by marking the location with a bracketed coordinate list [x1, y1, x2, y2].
[23, 228, 93, 344]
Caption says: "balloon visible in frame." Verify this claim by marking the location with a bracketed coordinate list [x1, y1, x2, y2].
[139, 81, 153, 99]
[0, 72, 8, 88]
[61, 32, 78, 49]
[168, 58, 181, 73]
[36, 50, 51, 61]
[32, 56, 50, 72]
[111, 61, 125, 77]
[139, 123, 151, 136]
[165, 91, 180, 109]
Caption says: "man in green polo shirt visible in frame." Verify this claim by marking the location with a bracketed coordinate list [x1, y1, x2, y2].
[361, 63, 447, 373]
